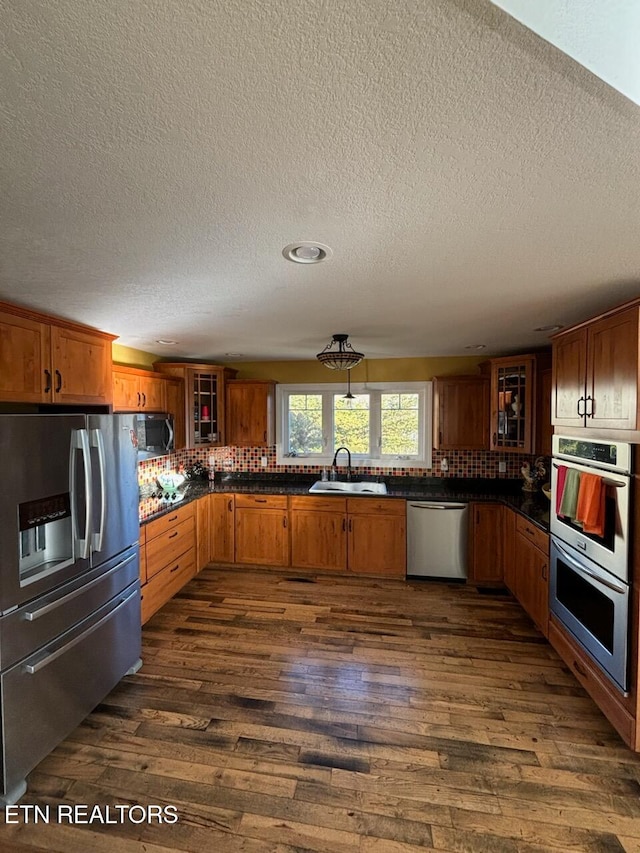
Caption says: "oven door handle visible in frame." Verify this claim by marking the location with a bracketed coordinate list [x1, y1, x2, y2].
[551, 463, 626, 488]
[554, 540, 627, 594]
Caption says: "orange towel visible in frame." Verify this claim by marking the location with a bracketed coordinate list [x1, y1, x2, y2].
[575, 473, 605, 537]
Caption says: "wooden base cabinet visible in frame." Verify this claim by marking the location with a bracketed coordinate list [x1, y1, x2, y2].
[288, 497, 406, 578]
[290, 497, 347, 571]
[196, 493, 211, 572]
[469, 502, 503, 583]
[514, 515, 549, 637]
[140, 502, 196, 624]
[346, 499, 406, 577]
[235, 495, 289, 567]
[210, 494, 235, 563]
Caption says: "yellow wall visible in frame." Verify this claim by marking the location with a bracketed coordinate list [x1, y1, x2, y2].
[225, 356, 486, 383]
[112, 343, 159, 369]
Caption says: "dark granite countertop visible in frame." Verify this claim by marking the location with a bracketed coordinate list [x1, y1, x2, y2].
[140, 473, 551, 532]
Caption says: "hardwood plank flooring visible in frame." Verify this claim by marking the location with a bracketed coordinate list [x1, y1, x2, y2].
[3, 567, 640, 852]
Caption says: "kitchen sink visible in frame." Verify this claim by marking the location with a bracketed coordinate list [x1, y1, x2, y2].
[308, 481, 387, 495]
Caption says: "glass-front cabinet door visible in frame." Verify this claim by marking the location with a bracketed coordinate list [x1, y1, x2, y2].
[490, 356, 535, 453]
[192, 369, 221, 447]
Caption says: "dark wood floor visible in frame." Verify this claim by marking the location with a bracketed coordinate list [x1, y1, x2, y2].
[4, 567, 640, 852]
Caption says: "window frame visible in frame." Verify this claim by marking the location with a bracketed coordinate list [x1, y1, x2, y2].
[275, 381, 432, 469]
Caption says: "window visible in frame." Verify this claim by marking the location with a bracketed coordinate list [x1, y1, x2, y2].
[276, 382, 432, 468]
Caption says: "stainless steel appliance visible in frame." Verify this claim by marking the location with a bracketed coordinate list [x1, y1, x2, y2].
[407, 502, 468, 579]
[0, 414, 141, 806]
[135, 412, 174, 460]
[550, 435, 632, 693]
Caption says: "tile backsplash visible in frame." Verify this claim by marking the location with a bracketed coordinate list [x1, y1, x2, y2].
[138, 445, 537, 487]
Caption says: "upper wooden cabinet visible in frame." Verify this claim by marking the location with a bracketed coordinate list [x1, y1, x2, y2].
[154, 362, 237, 448]
[487, 355, 536, 454]
[0, 301, 114, 406]
[433, 375, 489, 450]
[226, 380, 276, 446]
[112, 365, 167, 412]
[164, 377, 186, 450]
[552, 305, 640, 431]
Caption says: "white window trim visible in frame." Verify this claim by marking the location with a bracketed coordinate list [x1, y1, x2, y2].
[275, 381, 433, 469]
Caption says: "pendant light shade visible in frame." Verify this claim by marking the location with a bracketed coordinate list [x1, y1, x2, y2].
[316, 333, 364, 370]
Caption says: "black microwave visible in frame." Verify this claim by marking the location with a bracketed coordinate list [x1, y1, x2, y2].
[135, 413, 174, 459]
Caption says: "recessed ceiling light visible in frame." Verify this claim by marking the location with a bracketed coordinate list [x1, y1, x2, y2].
[464, 344, 487, 350]
[156, 339, 179, 345]
[282, 241, 333, 264]
[534, 324, 564, 332]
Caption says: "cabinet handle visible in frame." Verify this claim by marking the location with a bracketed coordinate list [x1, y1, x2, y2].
[573, 659, 588, 679]
[170, 563, 180, 573]
[264, 430, 267, 442]
[439, 430, 443, 445]
[348, 519, 352, 532]
[168, 531, 178, 539]
[492, 432, 497, 447]
[55, 370, 62, 393]
[254, 498, 267, 503]
[342, 518, 346, 532]
[142, 392, 147, 407]
[167, 514, 178, 522]
[542, 560, 548, 581]
[585, 395, 593, 417]
[137, 391, 141, 406]
[577, 396, 585, 417]
[43, 369, 52, 393]
[283, 516, 287, 528]
[228, 499, 233, 512]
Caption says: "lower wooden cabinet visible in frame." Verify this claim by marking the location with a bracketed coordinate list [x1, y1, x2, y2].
[289, 497, 347, 572]
[288, 496, 406, 578]
[346, 498, 406, 577]
[196, 493, 211, 572]
[468, 502, 503, 583]
[235, 495, 289, 567]
[140, 502, 196, 624]
[210, 493, 235, 563]
[513, 514, 549, 637]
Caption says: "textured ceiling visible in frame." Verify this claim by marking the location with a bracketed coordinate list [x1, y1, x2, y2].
[1, 0, 639, 361]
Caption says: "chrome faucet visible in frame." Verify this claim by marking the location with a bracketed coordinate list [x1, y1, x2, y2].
[332, 446, 352, 481]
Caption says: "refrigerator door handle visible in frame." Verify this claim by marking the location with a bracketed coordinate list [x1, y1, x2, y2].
[71, 429, 92, 560]
[90, 427, 107, 553]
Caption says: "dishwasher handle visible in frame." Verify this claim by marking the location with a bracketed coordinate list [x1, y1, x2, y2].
[408, 503, 467, 510]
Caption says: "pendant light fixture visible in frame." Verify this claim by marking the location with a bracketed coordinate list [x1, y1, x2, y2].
[316, 333, 364, 370]
[343, 369, 355, 404]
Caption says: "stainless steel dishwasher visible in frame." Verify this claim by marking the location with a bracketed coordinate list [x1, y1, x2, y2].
[407, 502, 468, 579]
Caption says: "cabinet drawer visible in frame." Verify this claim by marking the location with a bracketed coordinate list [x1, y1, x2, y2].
[289, 496, 347, 512]
[347, 498, 406, 516]
[145, 517, 195, 579]
[515, 514, 549, 554]
[141, 551, 196, 624]
[235, 494, 288, 509]
[144, 501, 195, 541]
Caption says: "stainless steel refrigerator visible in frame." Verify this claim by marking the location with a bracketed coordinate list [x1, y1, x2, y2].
[0, 414, 141, 806]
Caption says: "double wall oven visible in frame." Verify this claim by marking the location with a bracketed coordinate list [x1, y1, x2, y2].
[550, 435, 632, 693]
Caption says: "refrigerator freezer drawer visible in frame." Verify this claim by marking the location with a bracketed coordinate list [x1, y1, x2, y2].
[1, 582, 140, 797]
[0, 547, 139, 671]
